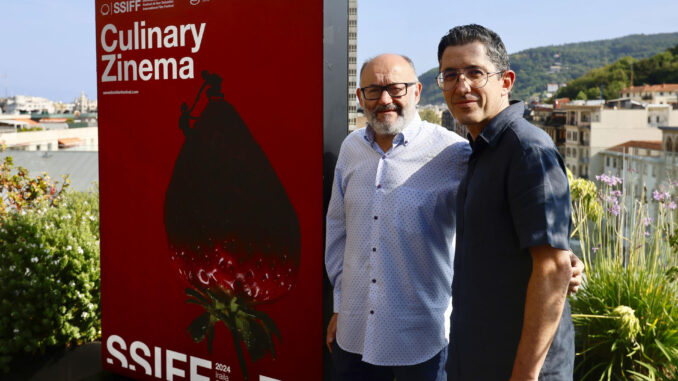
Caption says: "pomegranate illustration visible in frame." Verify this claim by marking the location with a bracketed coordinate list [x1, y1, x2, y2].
[164, 71, 301, 379]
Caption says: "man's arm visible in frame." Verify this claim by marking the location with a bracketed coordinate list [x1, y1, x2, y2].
[510, 245, 572, 381]
[324, 160, 347, 354]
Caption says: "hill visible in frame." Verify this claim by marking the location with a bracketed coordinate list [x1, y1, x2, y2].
[417, 32, 678, 105]
[556, 43, 678, 100]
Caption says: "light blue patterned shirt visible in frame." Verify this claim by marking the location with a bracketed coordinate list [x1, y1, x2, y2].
[325, 114, 470, 366]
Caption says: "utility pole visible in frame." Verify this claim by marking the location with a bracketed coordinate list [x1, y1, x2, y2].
[630, 62, 634, 88]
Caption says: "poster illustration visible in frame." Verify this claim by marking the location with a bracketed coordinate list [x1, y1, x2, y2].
[96, 1, 323, 380]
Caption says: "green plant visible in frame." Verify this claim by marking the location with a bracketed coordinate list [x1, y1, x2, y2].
[0, 189, 100, 373]
[569, 171, 678, 380]
[0, 155, 69, 215]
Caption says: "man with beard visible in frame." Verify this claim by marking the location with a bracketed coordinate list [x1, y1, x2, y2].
[324, 53, 582, 381]
[324, 53, 467, 380]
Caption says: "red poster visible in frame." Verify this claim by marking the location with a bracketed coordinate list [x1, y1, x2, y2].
[96, 1, 323, 380]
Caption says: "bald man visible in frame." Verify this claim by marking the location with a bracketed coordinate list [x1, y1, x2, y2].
[324, 53, 468, 381]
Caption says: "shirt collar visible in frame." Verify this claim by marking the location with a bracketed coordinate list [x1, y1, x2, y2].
[364, 112, 422, 147]
[470, 100, 524, 150]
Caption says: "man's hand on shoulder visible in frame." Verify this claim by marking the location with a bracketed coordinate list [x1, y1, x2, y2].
[326, 313, 338, 353]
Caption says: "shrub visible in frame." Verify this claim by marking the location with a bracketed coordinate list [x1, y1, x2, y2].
[0, 155, 69, 215]
[569, 171, 678, 380]
[0, 190, 100, 372]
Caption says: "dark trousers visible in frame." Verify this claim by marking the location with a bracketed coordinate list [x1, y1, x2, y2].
[331, 342, 448, 381]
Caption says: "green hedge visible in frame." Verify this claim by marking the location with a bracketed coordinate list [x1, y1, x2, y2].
[0, 190, 100, 372]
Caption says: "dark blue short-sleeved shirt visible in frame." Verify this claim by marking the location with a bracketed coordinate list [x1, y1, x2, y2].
[449, 101, 574, 380]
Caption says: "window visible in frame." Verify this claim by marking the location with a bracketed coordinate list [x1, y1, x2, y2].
[606, 157, 610, 167]
[613, 159, 617, 168]
[566, 147, 571, 156]
[573, 131, 578, 141]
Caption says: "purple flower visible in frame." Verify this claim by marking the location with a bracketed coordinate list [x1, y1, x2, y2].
[610, 190, 622, 198]
[643, 217, 653, 226]
[608, 203, 621, 216]
[596, 174, 623, 187]
[669, 201, 677, 210]
[653, 190, 661, 201]
[604, 195, 618, 203]
[645, 231, 651, 237]
[592, 245, 600, 253]
[653, 190, 671, 202]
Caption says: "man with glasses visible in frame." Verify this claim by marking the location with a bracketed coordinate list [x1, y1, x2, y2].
[324, 53, 468, 380]
[438, 25, 574, 380]
[324, 52, 581, 381]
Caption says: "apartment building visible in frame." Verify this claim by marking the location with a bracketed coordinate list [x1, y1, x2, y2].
[599, 141, 664, 196]
[347, 0, 357, 131]
[621, 84, 678, 106]
[553, 100, 678, 178]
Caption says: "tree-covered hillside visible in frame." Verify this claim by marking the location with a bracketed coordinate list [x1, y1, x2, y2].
[556, 44, 678, 100]
[417, 32, 678, 105]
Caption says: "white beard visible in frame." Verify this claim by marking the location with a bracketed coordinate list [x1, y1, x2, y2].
[365, 98, 416, 137]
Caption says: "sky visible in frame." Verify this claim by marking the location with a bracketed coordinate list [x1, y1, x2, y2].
[0, 0, 95, 102]
[358, 0, 678, 76]
[0, 0, 676, 102]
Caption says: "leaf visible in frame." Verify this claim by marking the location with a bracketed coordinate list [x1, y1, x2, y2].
[185, 287, 210, 304]
[250, 309, 281, 342]
[186, 312, 210, 343]
[185, 298, 208, 308]
[207, 324, 215, 354]
[224, 312, 249, 380]
[653, 338, 672, 362]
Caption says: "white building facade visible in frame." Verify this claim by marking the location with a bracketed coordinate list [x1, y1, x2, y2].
[559, 100, 678, 178]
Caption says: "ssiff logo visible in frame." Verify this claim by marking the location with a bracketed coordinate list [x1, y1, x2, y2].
[190, 0, 202, 5]
[100, 0, 142, 16]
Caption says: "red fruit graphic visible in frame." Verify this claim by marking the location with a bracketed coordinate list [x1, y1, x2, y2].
[164, 71, 300, 379]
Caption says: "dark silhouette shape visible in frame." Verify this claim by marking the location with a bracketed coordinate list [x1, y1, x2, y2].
[164, 71, 301, 380]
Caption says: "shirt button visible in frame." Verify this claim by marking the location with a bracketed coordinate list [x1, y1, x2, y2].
[372, 248, 376, 252]
[376, 184, 381, 189]
[373, 216, 378, 220]
[370, 310, 374, 314]
[372, 279, 376, 283]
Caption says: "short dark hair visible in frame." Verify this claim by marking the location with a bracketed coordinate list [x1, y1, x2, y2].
[437, 24, 509, 72]
[359, 54, 417, 81]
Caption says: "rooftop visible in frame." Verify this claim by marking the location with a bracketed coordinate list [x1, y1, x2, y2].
[622, 84, 678, 93]
[606, 140, 663, 154]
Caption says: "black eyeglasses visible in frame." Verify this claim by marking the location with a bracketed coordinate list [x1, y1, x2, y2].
[360, 82, 417, 100]
[436, 68, 503, 91]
